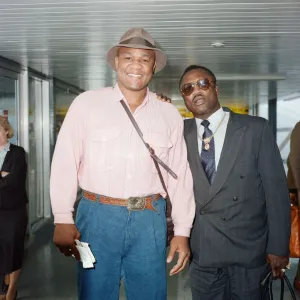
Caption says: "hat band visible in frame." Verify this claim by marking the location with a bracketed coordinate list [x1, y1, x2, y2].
[119, 37, 156, 49]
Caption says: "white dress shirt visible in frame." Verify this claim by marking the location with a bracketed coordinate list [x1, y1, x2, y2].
[195, 107, 230, 170]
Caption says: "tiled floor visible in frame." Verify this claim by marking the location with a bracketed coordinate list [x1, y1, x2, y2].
[17, 221, 300, 299]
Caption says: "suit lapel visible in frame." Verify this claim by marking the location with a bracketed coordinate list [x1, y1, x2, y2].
[185, 119, 211, 189]
[209, 112, 247, 200]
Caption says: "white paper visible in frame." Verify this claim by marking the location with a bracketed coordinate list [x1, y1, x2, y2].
[75, 239, 96, 269]
[80, 241, 96, 263]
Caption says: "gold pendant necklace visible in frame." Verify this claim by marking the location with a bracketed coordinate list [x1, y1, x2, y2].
[198, 114, 226, 151]
[204, 142, 210, 151]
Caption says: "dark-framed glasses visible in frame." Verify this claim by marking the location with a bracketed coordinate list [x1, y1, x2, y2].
[180, 78, 216, 96]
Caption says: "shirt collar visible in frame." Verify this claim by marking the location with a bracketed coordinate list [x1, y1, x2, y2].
[113, 83, 150, 106]
[1, 142, 10, 154]
[196, 107, 225, 131]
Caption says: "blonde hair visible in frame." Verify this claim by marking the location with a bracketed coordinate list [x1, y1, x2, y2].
[0, 116, 14, 139]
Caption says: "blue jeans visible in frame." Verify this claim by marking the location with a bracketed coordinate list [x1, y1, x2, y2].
[76, 196, 167, 300]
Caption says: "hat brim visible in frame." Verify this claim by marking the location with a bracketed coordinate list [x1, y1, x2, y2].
[107, 44, 167, 73]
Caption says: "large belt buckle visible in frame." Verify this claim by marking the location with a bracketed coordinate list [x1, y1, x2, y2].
[127, 197, 146, 211]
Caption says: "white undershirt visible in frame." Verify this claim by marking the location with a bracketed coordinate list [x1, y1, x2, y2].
[195, 107, 230, 170]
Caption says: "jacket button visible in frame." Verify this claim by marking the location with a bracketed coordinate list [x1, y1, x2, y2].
[221, 217, 226, 221]
[233, 197, 238, 201]
[240, 175, 245, 179]
[200, 210, 205, 215]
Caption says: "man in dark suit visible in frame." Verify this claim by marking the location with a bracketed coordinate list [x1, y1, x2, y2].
[287, 121, 300, 290]
[180, 65, 290, 299]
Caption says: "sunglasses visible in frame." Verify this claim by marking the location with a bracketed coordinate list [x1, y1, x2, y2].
[180, 78, 216, 96]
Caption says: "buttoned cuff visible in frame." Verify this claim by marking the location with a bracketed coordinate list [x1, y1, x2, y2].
[54, 213, 75, 224]
[174, 226, 191, 237]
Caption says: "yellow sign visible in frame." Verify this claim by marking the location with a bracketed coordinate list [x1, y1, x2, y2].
[177, 107, 194, 118]
[56, 107, 69, 116]
[226, 105, 249, 115]
[176, 104, 249, 118]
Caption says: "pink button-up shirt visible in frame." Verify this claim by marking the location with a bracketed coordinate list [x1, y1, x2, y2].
[50, 84, 195, 237]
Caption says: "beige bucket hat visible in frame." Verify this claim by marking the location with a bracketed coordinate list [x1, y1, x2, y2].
[107, 28, 167, 73]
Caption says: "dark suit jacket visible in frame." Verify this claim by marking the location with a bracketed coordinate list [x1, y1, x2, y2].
[184, 109, 290, 268]
[0, 144, 28, 210]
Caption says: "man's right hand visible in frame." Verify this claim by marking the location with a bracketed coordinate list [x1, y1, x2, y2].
[53, 224, 81, 260]
[156, 92, 172, 103]
[267, 254, 289, 278]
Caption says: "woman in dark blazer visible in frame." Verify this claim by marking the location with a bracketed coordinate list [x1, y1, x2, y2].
[0, 116, 28, 300]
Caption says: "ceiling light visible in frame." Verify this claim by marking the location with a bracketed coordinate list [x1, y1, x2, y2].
[211, 41, 225, 48]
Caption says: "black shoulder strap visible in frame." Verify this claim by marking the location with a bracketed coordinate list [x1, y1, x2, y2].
[120, 99, 177, 198]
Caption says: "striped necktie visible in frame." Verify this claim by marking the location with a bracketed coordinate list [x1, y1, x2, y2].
[200, 120, 216, 184]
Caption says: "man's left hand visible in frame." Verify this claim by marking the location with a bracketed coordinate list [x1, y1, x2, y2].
[167, 236, 190, 276]
[267, 254, 289, 278]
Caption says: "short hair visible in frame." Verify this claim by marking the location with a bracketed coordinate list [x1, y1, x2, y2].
[0, 116, 14, 139]
[179, 65, 217, 88]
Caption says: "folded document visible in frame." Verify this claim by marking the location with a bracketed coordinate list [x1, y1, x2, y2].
[75, 239, 96, 269]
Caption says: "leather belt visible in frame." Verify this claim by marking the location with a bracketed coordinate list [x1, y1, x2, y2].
[83, 190, 160, 211]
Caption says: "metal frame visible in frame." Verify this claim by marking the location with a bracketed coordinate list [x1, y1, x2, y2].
[268, 81, 277, 139]
[42, 80, 52, 219]
[27, 74, 52, 228]
[31, 77, 44, 226]
[0, 56, 21, 75]
[0, 67, 19, 80]
[54, 78, 84, 95]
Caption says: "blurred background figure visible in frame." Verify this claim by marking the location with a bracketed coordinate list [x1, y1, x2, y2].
[0, 116, 28, 300]
[288, 121, 300, 291]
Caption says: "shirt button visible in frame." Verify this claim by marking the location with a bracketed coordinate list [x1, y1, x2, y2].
[233, 197, 238, 201]
[200, 210, 205, 215]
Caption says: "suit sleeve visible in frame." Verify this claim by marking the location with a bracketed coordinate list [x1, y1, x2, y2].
[258, 120, 290, 256]
[0, 147, 27, 190]
[289, 122, 300, 189]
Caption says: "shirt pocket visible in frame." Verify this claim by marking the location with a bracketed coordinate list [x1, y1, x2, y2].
[144, 133, 173, 174]
[89, 127, 123, 172]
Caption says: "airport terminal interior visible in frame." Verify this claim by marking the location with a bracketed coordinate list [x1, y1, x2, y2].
[0, 0, 300, 299]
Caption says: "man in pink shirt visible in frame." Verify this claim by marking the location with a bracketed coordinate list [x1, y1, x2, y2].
[50, 28, 195, 300]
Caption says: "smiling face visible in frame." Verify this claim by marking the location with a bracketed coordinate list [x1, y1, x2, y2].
[180, 69, 220, 119]
[115, 47, 155, 93]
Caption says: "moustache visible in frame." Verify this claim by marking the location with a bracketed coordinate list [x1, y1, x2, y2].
[193, 92, 205, 101]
